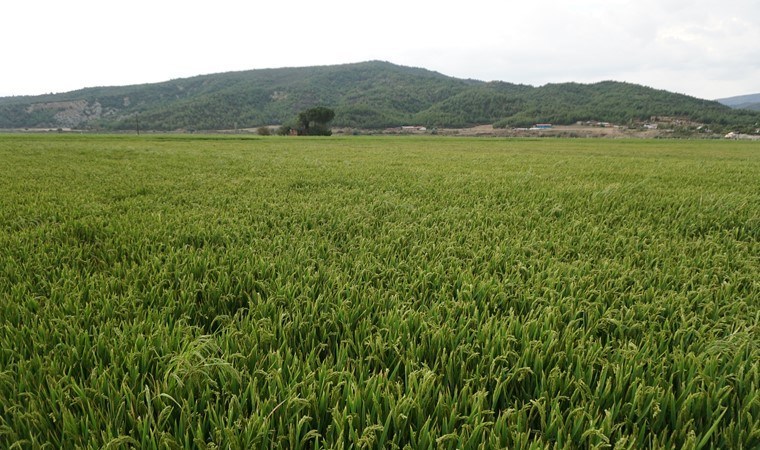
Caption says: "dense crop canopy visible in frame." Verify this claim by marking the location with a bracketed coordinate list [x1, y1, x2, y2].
[0, 135, 758, 448]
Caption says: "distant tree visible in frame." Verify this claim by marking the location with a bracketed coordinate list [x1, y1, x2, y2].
[297, 106, 335, 136]
[257, 126, 271, 136]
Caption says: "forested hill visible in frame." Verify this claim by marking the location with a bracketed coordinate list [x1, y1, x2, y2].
[1, 61, 758, 131]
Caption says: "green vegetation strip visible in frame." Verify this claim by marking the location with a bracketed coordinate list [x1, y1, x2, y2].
[0, 135, 758, 449]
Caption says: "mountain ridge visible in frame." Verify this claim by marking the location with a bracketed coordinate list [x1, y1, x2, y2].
[1, 61, 759, 132]
[717, 93, 760, 111]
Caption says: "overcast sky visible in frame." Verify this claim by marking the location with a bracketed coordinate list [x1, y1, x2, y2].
[2, 0, 758, 100]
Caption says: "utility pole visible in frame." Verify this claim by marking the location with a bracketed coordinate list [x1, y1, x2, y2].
[136, 117, 140, 136]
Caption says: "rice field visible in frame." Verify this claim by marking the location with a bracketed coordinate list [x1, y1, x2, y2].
[0, 134, 758, 449]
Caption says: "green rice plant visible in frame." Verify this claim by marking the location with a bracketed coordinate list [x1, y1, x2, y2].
[0, 134, 758, 448]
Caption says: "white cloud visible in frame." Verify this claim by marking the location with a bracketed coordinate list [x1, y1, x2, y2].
[1, 0, 758, 99]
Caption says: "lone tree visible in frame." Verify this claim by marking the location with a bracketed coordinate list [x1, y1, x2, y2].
[297, 106, 335, 136]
